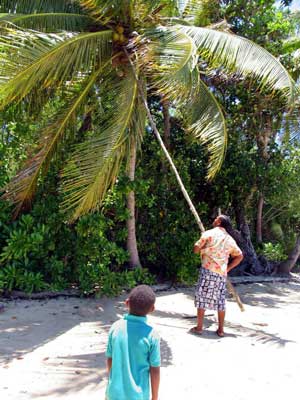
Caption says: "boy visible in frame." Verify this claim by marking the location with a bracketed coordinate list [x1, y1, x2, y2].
[106, 284, 161, 400]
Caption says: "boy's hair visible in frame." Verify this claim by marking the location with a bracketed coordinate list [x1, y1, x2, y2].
[128, 285, 156, 316]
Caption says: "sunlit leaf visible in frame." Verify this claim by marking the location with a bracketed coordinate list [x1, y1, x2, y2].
[179, 25, 296, 103]
[0, 13, 95, 32]
[0, 28, 112, 108]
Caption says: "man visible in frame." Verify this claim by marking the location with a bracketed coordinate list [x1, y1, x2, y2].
[191, 215, 243, 337]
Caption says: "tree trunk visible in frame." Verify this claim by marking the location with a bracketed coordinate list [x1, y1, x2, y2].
[78, 112, 92, 140]
[256, 193, 264, 244]
[126, 140, 141, 268]
[255, 112, 272, 245]
[161, 98, 171, 212]
[231, 200, 270, 275]
[277, 235, 300, 274]
[162, 99, 171, 151]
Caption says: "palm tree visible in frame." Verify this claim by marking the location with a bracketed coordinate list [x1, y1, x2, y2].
[0, 0, 296, 268]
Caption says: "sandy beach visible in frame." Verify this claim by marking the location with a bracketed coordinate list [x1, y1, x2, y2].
[1, 281, 300, 400]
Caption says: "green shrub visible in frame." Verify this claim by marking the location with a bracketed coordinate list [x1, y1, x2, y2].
[0, 214, 54, 269]
[19, 271, 46, 293]
[0, 265, 23, 292]
[258, 242, 288, 262]
[75, 213, 129, 268]
[78, 262, 155, 297]
[0, 265, 46, 293]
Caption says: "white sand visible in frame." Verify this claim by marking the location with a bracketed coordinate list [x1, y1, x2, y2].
[0, 281, 300, 400]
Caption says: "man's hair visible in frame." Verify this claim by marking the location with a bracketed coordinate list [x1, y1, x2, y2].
[219, 214, 232, 230]
[128, 285, 156, 316]
[218, 214, 235, 237]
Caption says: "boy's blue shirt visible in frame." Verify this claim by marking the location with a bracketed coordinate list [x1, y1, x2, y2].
[106, 313, 161, 400]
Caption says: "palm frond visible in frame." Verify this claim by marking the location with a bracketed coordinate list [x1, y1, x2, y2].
[0, 28, 112, 108]
[81, 0, 175, 25]
[128, 80, 147, 155]
[61, 69, 138, 220]
[2, 59, 113, 216]
[138, 27, 198, 103]
[176, 0, 204, 19]
[123, 87, 147, 178]
[0, 0, 82, 14]
[130, 0, 172, 24]
[140, 0, 179, 18]
[0, 13, 95, 32]
[177, 0, 191, 14]
[179, 25, 296, 103]
[184, 77, 227, 179]
[280, 108, 300, 143]
[80, 0, 130, 24]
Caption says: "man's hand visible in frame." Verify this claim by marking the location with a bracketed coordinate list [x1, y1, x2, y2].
[227, 254, 244, 273]
[193, 244, 201, 254]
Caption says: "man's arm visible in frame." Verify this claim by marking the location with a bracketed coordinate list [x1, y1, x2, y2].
[106, 357, 112, 375]
[150, 366, 160, 400]
[194, 243, 201, 254]
[227, 254, 243, 273]
[194, 236, 206, 254]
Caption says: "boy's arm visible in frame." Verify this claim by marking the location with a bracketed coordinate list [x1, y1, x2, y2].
[150, 366, 160, 400]
[106, 357, 112, 375]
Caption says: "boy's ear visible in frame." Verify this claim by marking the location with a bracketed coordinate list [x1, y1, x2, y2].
[125, 298, 129, 307]
[150, 304, 155, 313]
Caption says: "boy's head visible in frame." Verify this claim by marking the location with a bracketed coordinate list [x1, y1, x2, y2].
[126, 285, 156, 316]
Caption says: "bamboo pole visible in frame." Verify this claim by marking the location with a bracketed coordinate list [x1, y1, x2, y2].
[217, 210, 244, 311]
[125, 49, 244, 312]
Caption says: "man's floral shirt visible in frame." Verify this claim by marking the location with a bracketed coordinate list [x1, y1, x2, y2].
[195, 227, 242, 276]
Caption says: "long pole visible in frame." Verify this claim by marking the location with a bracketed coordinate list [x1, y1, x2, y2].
[125, 49, 244, 311]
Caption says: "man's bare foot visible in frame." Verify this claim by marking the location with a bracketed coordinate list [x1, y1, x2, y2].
[189, 327, 203, 335]
[216, 329, 225, 337]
